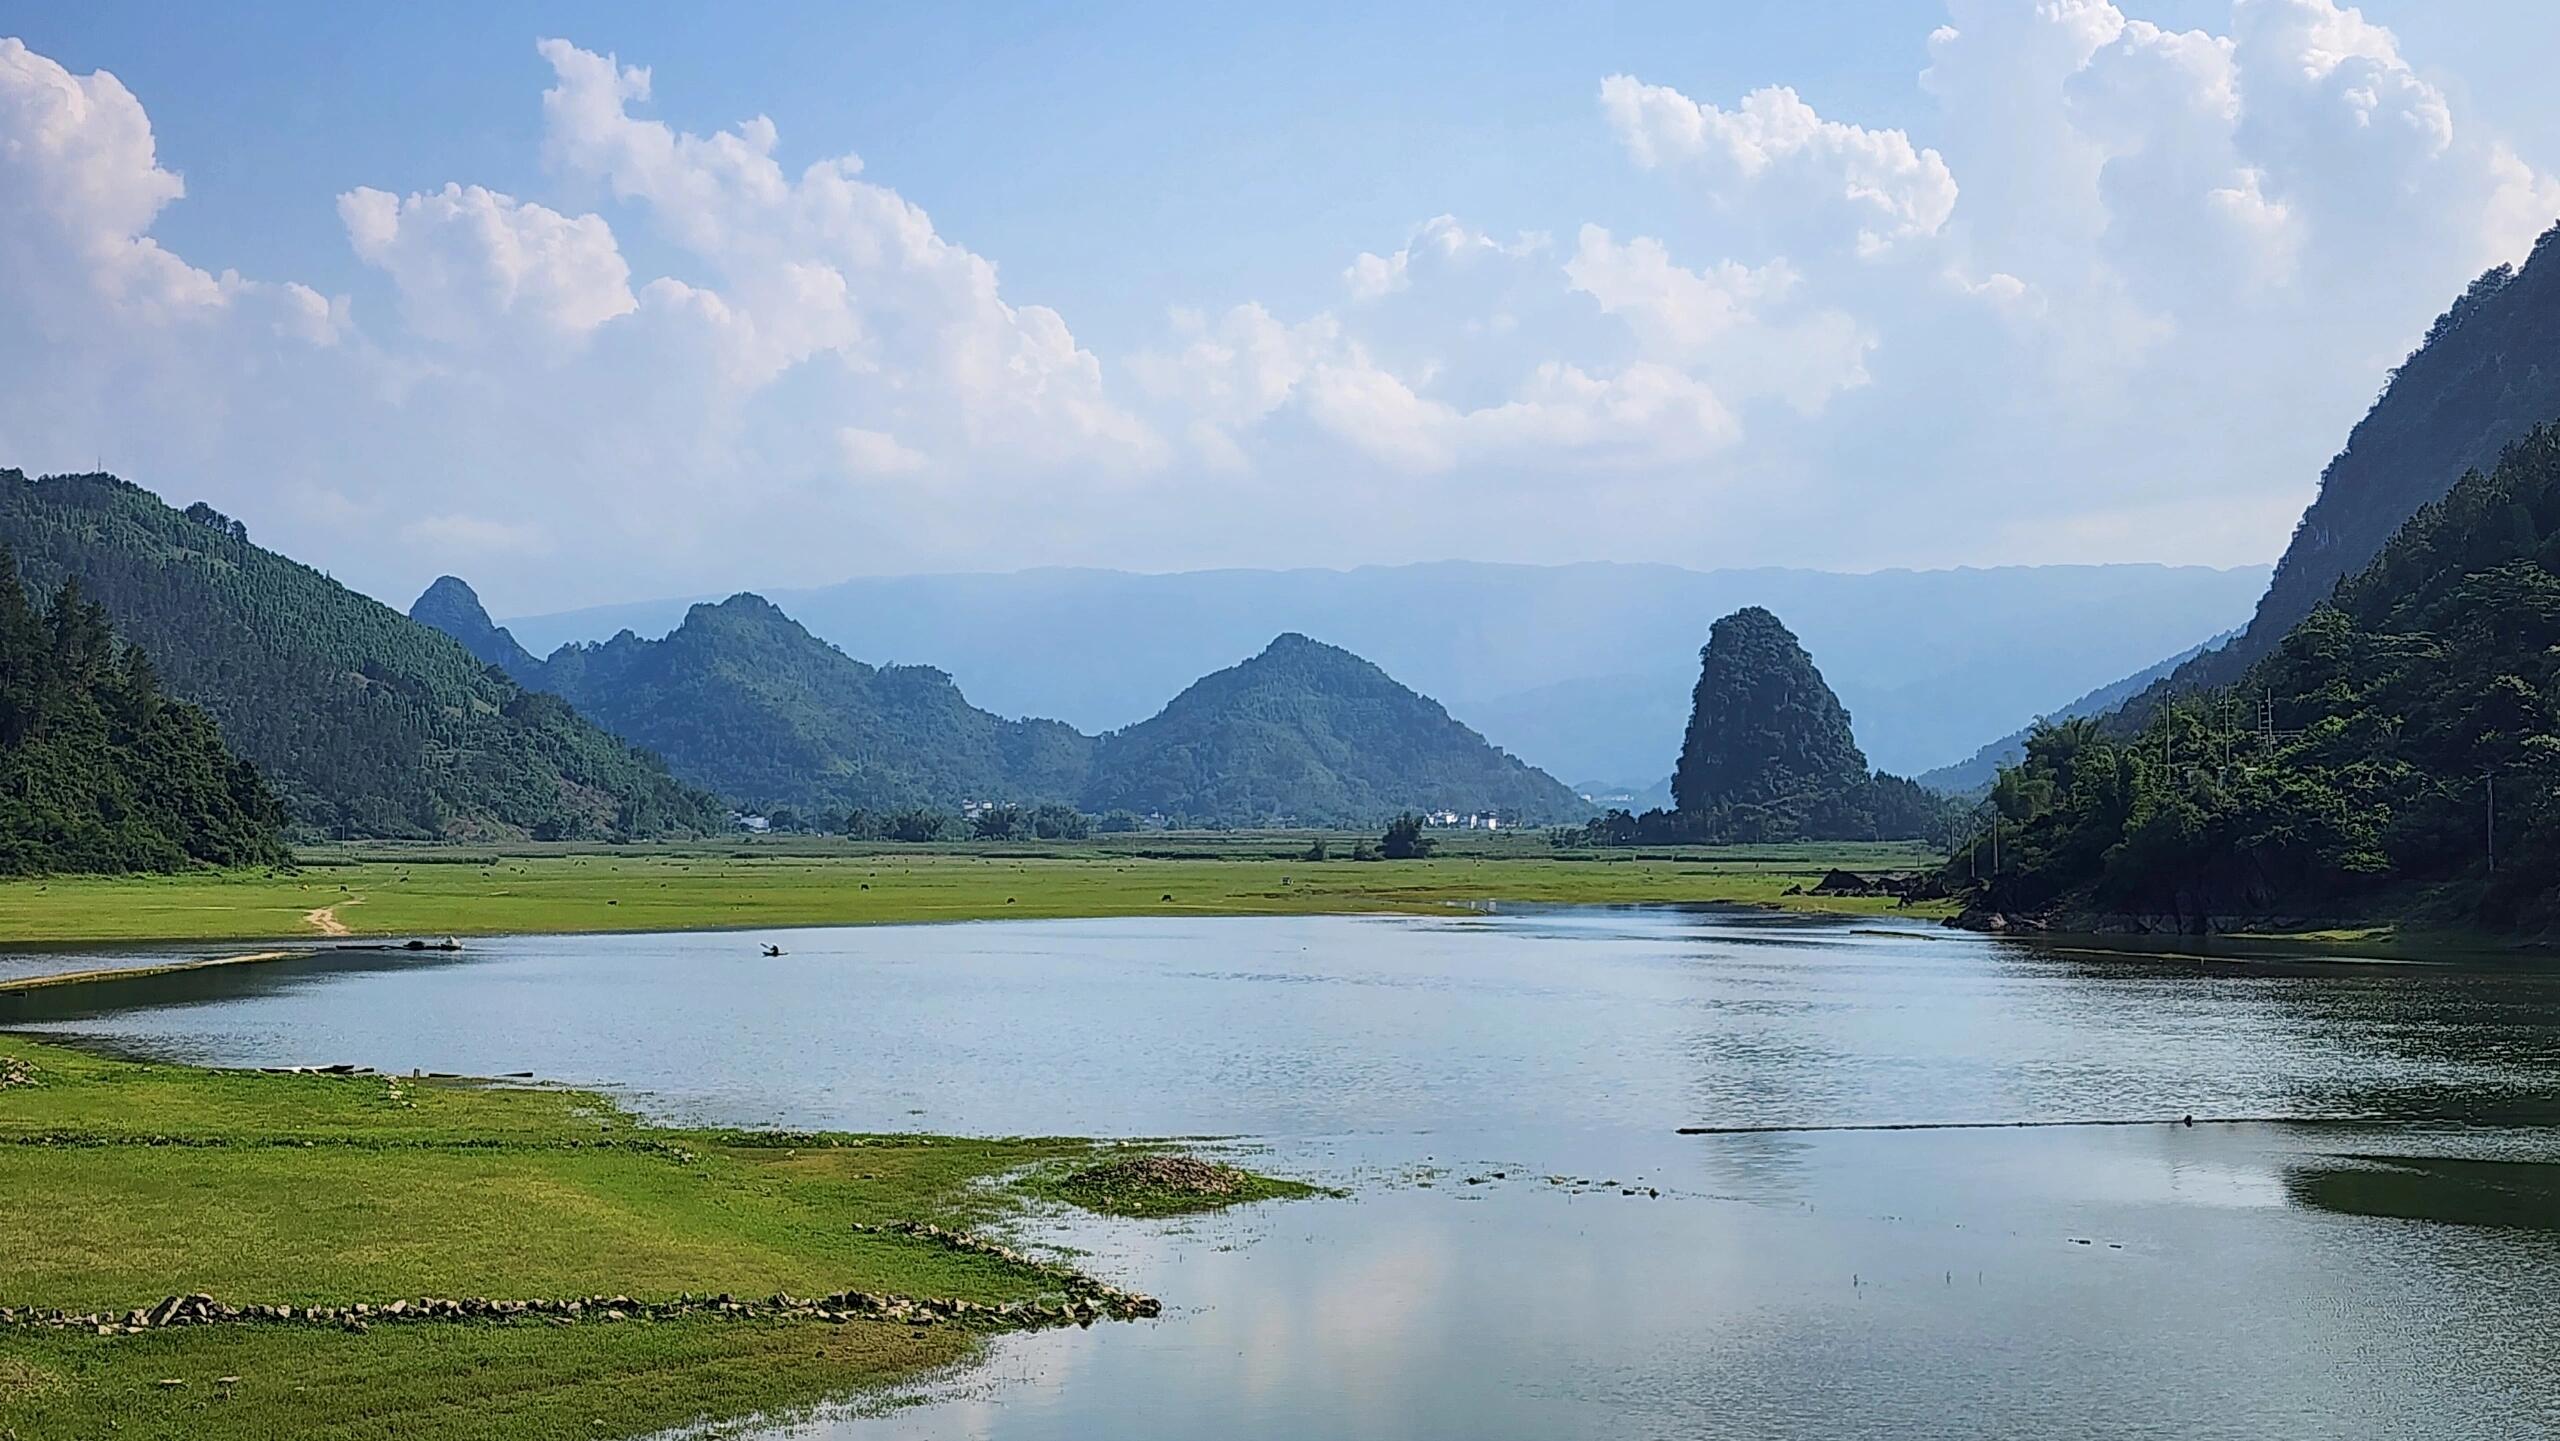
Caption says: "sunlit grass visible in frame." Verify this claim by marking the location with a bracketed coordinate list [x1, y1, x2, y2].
[0, 1035, 1311, 1440]
[0, 838, 1949, 945]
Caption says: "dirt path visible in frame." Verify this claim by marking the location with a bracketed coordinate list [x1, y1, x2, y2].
[303, 899, 357, 937]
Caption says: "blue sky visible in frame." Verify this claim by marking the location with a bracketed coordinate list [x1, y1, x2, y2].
[6, 2, 2560, 610]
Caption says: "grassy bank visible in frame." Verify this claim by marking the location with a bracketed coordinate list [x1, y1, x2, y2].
[0, 837, 1947, 945]
[0, 1036, 1310, 1440]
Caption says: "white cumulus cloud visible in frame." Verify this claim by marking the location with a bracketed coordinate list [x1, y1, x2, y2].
[1600, 76, 1959, 254]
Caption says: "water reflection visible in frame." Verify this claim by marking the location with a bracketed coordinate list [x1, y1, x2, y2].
[10, 908, 2559, 1438]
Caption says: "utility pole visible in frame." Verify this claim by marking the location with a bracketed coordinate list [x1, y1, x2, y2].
[2487, 770, 2497, 874]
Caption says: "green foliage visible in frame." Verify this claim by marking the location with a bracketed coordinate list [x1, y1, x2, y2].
[840, 806, 964, 843]
[0, 551, 286, 873]
[1079, 633, 1587, 827]
[1029, 803, 1090, 840]
[0, 472, 719, 841]
[1378, 812, 1433, 859]
[490, 591, 1095, 815]
[1961, 427, 2560, 932]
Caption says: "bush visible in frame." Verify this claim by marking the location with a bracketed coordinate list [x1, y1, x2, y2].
[1379, 813, 1434, 860]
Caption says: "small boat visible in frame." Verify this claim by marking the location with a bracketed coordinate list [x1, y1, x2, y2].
[760, 944, 785, 957]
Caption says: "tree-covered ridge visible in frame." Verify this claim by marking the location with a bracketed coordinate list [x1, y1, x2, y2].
[1956, 427, 2560, 935]
[1079, 633, 1588, 826]
[0, 549, 285, 873]
[0, 471, 721, 841]
[511, 590, 1096, 814]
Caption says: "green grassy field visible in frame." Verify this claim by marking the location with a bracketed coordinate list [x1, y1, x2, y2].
[0, 1035, 1305, 1440]
[0, 836, 1948, 945]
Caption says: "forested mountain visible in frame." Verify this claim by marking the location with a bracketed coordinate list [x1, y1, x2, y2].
[0, 471, 720, 840]
[1956, 428, 2560, 935]
[1671, 608, 1869, 821]
[0, 550, 285, 873]
[504, 561, 2268, 782]
[2096, 222, 2560, 729]
[1636, 608, 1947, 843]
[410, 575, 542, 680]
[1079, 633, 1586, 826]
[474, 588, 1094, 813]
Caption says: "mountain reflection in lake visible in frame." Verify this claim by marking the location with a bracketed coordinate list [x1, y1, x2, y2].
[13, 909, 2558, 1439]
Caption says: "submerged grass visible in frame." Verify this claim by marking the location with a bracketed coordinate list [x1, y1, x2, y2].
[1023, 1151, 1340, 1219]
[0, 1035, 1315, 1440]
[0, 839, 1948, 945]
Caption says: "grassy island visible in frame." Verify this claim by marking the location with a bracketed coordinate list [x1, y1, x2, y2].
[0, 1036, 1314, 1440]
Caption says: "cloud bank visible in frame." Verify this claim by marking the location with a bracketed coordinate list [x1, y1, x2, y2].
[0, 4, 2551, 609]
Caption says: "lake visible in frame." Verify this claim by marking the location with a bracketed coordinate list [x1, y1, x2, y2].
[7, 908, 2557, 1439]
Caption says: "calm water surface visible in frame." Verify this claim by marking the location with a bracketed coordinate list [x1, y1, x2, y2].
[8, 908, 2557, 1439]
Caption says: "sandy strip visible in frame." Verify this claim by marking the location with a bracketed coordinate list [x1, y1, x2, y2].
[0, 950, 298, 994]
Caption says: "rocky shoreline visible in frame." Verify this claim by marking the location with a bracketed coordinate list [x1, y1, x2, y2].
[0, 1222, 1161, 1340]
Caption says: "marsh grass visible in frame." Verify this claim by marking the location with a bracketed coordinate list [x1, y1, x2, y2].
[0, 1036, 1313, 1441]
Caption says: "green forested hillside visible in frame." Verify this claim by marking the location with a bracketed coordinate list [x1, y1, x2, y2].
[2112, 222, 2560, 717]
[1078, 633, 1586, 826]
[0, 472, 721, 840]
[1958, 428, 2560, 934]
[515, 590, 1095, 813]
[0, 550, 285, 872]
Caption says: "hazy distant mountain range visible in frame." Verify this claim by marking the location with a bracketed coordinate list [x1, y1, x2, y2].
[502, 561, 2271, 784]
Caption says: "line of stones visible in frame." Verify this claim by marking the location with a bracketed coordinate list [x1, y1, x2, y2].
[0, 1222, 1162, 1339]
[0, 1131, 700, 1159]
[850, 1220, 1161, 1319]
[2, 1284, 1160, 1340]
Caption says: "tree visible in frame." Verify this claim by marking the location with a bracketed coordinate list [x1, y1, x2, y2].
[1379, 813, 1434, 860]
[1030, 803, 1090, 840]
[885, 807, 955, 842]
[0, 548, 286, 874]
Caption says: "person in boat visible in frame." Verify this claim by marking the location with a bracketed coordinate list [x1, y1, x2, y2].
[761, 943, 785, 957]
